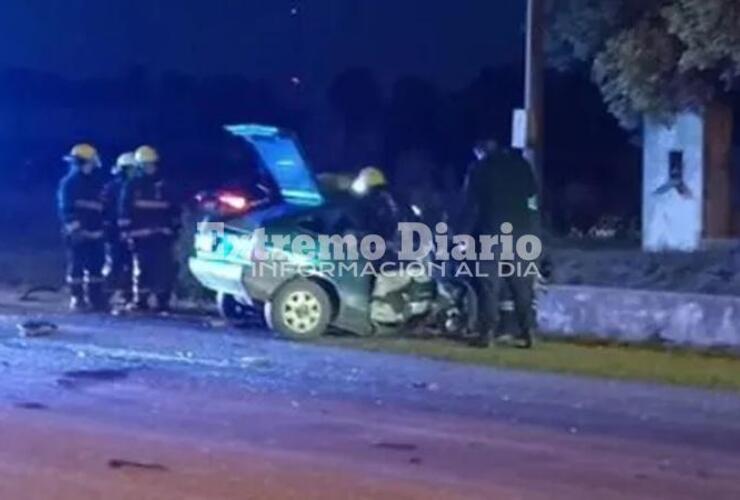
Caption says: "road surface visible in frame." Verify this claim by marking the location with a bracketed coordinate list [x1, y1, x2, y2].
[1, 295, 740, 499]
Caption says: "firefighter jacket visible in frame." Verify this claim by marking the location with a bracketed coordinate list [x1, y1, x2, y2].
[118, 173, 181, 240]
[57, 168, 106, 241]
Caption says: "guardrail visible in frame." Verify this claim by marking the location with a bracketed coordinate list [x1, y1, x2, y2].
[538, 285, 740, 349]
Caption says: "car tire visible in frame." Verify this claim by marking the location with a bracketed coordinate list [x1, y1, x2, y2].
[217, 292, 261, 327]
[266, 280, 332, 339]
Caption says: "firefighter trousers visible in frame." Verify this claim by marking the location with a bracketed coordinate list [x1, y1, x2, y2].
[66, 238, 106, 306]
[106, 239, 134, 301]
[474, 263, 535, 341]
[132, 235, 177, 307]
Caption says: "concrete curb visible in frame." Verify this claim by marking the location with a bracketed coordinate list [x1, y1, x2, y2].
[538, 285, 740, 349]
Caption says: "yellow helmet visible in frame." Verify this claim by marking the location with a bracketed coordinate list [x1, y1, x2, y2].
[64, 143, 100, 166]
[134, 145, 159, 164]
[351, 167, 388, 195]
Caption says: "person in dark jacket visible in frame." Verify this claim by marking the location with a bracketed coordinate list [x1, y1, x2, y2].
[57, 143, 107, 311]
[102, 152, 138, 306]
[461, 139, 539, 349]
[350, 166, 408, 245]
[349, 167, 424, 324]
[119, 146, 181, 312]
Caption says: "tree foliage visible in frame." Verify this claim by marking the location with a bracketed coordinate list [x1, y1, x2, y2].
[549, 0, 740, 128]
[548, 0, 651, 67]
[663, 0, 740, 80]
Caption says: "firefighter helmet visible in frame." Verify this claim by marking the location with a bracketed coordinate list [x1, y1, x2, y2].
[134, 145, 159, 164]
[351, 167, 388, 195]
[64, 143, 100, 166]
[112, 152, 136, 174]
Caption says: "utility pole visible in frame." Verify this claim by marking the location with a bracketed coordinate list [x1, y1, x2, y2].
[524, 0, 546, 217]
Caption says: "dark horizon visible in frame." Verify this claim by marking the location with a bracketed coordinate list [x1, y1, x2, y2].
[0, 0, 526, 90]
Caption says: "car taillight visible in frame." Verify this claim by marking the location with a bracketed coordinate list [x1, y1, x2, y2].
[195, 188, 272, 218]
[218, 192, 249, 212]
[194, 190, 250, 217]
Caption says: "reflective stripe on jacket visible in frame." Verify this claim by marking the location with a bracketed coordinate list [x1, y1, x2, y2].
[128, 227, 175, 239]
[74, 199, 104, 211]
[134, 199, 172, 210]
[119, 173, 180, 238]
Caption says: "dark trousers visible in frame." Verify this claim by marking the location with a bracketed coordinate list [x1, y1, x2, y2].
[106, 239, 134, 301]
[132, 235, 176, 307]
[475, 263, 535, 341]
[66, 238, 106, 305]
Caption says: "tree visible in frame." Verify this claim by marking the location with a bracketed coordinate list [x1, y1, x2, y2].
[550, 0, 740, 237]
[548, 0, 651, 65]
[549, 0, 740, 128]
[663, 0, 740, 80]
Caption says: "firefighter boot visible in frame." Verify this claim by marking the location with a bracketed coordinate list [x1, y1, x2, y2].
[69, 295, 87, 312]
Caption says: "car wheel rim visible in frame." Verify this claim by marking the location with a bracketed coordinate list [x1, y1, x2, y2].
[282, 291, 322, 334]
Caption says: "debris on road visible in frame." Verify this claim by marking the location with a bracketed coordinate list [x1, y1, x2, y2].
[108, 459, 169, 472]
[58, 368, 131, 389]
[204, 319, 228, 329]
[63, 368, 130, 382]
[411, 381, 439, 391]
[239, 356, 273, 369]
[374, 442, 419, 452]
[19, 285, 61, 303]
[17, 320, 58, 338]
[14, 402, 48, 411]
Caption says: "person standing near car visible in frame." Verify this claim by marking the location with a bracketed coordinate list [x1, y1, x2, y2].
[102, 152, 138, 307]
[460, 138, 539, 349]
[350, 166, 422, 325]
[350, 166, 408, 244]
[57, 143, 107, 311]
[119, 146, 181, 312]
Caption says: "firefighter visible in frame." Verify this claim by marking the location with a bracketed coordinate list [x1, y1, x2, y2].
[57, 143, 107, 311]
[119, 146, 181, 312]
[350, 167, 407, 244]
[350, 167, 422, 325]
[461, 139, 539, 349]
[102, 152, 138, 306]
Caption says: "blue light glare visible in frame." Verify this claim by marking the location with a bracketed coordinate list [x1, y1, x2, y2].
[225, 124, 280, 137]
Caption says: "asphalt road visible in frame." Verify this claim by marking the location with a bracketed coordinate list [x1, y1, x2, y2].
[1, 297, 740, 499]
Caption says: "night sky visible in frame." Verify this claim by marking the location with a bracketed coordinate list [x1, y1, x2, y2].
[0, 0, 525, 89]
